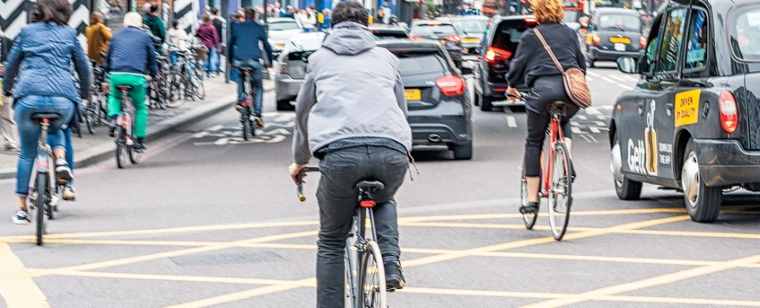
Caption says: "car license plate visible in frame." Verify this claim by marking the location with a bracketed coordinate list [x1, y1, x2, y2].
[405, 89, 422, 101]
[609, 37, 631, 44]
[463, 37, 480, 43]
[614, 43, 626, 51]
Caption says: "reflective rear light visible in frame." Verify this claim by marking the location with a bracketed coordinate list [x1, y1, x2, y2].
[640, 37, 647, 49]
[436, 75, 465, 97]
[719, 91, 739, 134]
[484, 47, 513, 64]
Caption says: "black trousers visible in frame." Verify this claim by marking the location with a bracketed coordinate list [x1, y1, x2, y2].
[316, 144, 408, 308]
[523, 76, 579, 177]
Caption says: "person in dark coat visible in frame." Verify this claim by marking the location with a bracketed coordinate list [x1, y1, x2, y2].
[505, 0, 586, 214]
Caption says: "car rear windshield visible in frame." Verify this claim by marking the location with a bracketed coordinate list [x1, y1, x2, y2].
[394, 52, 448, 77]
[491, 20, 531, 52]
[270, 21, 300, 31]
[455, 20, 487, 34]
[411, 25, 458, 37]
[598, 14, 641, 32]
[372, 30, 409, 39]
[731, 6, 760, 63]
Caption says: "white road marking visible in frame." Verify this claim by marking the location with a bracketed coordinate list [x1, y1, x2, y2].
[571, 127, 582, 134]
[576, 115, 587, 120]
[590, 127, 601, 134]
[506, 116, 517, 128]
[595, 121, 607, 126]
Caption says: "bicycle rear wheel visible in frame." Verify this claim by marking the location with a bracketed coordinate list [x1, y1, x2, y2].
[520, 178, 538, 230]
[115, 129, 128, 169]
[547, 142, 573, 241]
[357, 241, 387, 308]
[35, 174, 47, 246]
[241, 111, 251, 141]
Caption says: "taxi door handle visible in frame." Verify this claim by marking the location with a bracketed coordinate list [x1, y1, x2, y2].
[638, 102, 645, 115]
[665, 103, 673, 117]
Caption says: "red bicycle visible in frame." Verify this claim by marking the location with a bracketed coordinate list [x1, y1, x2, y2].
[514, 94, 574, 241]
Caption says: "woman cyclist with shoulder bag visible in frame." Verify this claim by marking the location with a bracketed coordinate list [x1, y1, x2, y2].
[506, 0, 587, 214]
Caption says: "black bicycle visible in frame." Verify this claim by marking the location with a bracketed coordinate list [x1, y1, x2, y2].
[113, 85, 142, 168]
[236, 66, 256, 141]
[297, 167, 389, 308]
[27, 112, 65, 246]
[81, 65, 109, 135]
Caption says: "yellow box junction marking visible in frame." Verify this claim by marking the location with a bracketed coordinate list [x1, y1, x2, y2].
[675, 89, 701, 127]
[0, 243, 49, 308]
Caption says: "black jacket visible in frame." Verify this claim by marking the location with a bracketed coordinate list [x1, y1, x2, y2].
[507, 23, 586, 88]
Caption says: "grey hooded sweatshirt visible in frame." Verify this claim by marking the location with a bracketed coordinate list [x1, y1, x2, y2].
[292, 22, 412, 165]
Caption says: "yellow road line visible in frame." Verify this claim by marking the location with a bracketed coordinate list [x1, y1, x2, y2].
[400, 208, 686, 223]
[33, 230, 317, 276]
[521, 254, 760, 308]
[165, 278, 316, 308]
[0, 243, 49, 308]
[33, 270, 308, 286]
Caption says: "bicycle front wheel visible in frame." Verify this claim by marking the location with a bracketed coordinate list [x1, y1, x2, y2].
[357, 241, 387, 308]
[547, 142, 573, 241]
[35, 174, 47, 246]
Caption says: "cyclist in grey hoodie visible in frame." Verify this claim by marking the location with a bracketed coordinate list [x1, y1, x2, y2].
[288, 2, 411, 307]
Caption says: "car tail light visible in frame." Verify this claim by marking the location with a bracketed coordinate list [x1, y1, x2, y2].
[484, 47, 512, 64]
[436, 75, 465, 97]
[525, 17, 538, 26]
[640, 37, 647, 49]
[592, 33, 601, 46]
[446, 35, 461, 42]
[719, 91, 739, 134]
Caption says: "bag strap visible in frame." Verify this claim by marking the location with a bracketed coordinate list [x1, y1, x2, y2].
[533, 29, 565, 73]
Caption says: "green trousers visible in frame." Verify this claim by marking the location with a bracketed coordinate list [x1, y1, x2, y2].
[108, 72, 148, 138]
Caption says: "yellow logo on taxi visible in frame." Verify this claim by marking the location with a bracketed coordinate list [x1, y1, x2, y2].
[675, 89, 701, 127]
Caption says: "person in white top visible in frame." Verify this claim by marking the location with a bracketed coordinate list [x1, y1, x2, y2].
[167, 20, 189, 64]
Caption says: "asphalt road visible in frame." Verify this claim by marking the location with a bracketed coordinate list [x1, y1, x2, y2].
[2, 64, 760, 308]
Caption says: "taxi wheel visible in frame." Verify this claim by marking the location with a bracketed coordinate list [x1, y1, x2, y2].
[611, 140, 642, 200]
[276, 99, 294, 111]
[681, 141, 722, 222]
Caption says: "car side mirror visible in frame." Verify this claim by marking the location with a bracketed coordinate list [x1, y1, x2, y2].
[617, 57, 639, 74]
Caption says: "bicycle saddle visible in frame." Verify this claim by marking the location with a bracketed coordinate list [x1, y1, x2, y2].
[356, 180, 385, 193]
[30, 112, 61, 122]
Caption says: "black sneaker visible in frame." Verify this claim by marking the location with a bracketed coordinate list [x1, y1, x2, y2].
[55, 159, 73, 184]
[133, 142, 146, 153]
[384, 261, 406, 292]
[519, 202, 540, 215]
[12, 210, 30, 225]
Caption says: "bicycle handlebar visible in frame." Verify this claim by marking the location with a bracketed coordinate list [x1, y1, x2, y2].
[296, 166, 320, 203]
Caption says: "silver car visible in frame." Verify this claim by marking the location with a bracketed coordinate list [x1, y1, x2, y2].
[267, 18, 303, 58]
[274, 32, 325, 111]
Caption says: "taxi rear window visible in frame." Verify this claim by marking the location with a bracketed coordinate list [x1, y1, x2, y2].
[731, 6, 760, 62]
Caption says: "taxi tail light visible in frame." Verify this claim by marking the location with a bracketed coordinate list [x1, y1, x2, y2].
[719, 91, 739, 134]
[592, 33, 601, 46]
[640, 37, 647, 49]
[484, 47, 512, 64]
[436, 75, 465, 97]
[446, 35, 461, 42]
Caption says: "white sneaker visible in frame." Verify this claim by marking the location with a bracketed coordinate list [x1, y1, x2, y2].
[12, 210, 30, 225]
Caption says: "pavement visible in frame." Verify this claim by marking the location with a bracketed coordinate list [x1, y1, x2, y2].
[1, 63, 760, 307]
[0, 77, 274, 179]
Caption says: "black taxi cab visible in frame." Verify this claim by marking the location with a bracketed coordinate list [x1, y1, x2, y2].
[610, 0, 760, 222]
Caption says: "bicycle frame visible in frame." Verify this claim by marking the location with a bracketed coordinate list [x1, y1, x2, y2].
[541, 107, 567, 195]
[345, 191, 379, 307]
[117, 89, 135, 144]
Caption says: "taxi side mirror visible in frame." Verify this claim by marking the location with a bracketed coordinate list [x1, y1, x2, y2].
[617, 57, 639, 74]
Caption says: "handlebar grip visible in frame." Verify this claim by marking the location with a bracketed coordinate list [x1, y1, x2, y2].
[296, 166, 319, 203]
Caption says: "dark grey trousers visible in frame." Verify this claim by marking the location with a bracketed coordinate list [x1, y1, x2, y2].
[316, 145, 408, 308]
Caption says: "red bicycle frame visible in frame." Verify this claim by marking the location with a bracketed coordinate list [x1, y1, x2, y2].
[542, 112, 566, 194]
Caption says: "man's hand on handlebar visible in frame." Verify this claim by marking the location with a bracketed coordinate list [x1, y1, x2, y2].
[506, 87, 522, 99]
[289, 163, 306, 184]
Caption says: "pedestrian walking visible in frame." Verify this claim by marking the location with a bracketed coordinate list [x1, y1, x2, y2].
[195, 15, 220, 77]
[0, 66, 18, 151]
[210, 8, 226, 74]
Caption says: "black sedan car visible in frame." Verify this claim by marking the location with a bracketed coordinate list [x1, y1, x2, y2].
[369, 24, 410, 39]
[473, 15, 537, 111]
[409, 21, 466, 71]
[378, 40, 473, 160]
[610, 0, 760, 222]
[586, 8, 644, 67]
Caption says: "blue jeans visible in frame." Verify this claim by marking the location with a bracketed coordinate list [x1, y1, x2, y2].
[234, 60, 264, 116]
[205, 47, 219, 74]
[14, 96, 74, 196]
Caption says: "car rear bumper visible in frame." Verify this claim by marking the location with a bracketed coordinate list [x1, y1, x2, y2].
[696, 139, 760, 187]
[408, 106, 471, 147]
[588, 47, 641, 61]
[275, 76, 303, 101]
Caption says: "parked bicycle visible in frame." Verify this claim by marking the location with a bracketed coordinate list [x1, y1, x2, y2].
[113, 85, 143, 168]
[27, 112, 66, 246]
[297, 167, 389, 308]
[81, 64, 109, 135]
[513, 92, 574, 241]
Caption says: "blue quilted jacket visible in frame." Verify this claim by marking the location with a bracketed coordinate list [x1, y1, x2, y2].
[2, 22, 91, 104]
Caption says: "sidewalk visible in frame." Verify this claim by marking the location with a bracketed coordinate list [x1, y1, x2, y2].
[0, 77, 273, 179]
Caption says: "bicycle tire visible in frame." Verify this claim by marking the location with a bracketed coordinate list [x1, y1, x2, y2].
[547, 142, 573, 241]
[115, 130, 127, 169]
[356, 241, 387, 308]
[84, 108, 95, 134]
[520, 178, 538, 230]
[128, 144, 141, 165]
[35, 174, 47, 246]
[241, 111, 251, 141]
[46, 173, 54, 221]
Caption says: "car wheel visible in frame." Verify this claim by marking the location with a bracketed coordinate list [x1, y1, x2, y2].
[453, 142, 473, 160]
[276, 99, 294, 111]
[681, 140, 721, 222]
[611, 137, 642, 200]
[480, 94, 494, 112]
